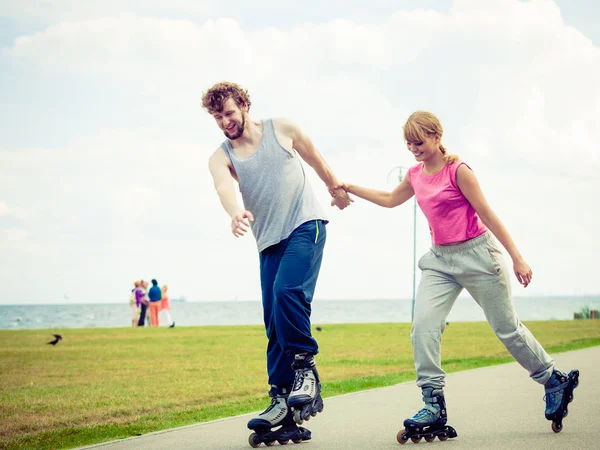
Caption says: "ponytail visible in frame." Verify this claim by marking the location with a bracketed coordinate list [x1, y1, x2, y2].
[440, 144, 459, 164]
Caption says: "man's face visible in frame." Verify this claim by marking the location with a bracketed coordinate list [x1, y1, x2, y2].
[212, 97, 247, 140]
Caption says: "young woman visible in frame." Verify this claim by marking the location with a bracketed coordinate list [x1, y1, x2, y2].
[160, 285, 175, 328]
[137, 280, 150, 327]
[338, 111, 579, 440]
[130, 280, 141, 327]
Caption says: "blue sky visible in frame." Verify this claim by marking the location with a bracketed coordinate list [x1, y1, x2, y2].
[0, 1, 599, 304]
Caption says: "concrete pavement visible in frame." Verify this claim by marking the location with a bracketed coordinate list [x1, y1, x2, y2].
[83, 346, 598, 450]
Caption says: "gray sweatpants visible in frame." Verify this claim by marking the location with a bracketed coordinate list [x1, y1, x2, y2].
[411, 231, 554, 389]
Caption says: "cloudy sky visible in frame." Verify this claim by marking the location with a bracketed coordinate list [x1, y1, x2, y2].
[0, 0, 598, 305]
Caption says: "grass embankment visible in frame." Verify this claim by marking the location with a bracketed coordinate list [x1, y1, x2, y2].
[1, 320, 599, 449]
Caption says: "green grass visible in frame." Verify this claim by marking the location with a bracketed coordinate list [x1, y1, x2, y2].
[1, 320, 599, 449]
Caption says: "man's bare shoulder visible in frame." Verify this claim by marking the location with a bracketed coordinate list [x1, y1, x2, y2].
[208, 146, 230, 169]
[272, 117, 300, 138]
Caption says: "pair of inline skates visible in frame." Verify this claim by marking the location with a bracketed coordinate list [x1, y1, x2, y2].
[396, 368, 580, 444]
[247, 360, 579, 447]
[247, 354, 323, 448]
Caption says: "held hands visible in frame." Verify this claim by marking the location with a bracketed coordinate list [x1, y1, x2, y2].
[513, 258, 532, 288]
[328, 184, 353, 210]
[231, 210, 254, 238]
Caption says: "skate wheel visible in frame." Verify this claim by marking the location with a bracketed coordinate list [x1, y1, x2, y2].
[397, 429, 409, 444]
[293, 410, 303, 425]
[278, 439, 289, 445]
[438, 435, 448, 441]
[264, 440, 275, 447]
[425, 436, 435, 443]
[248, 432, 261, 448]
[411, 436, 422, 443]
[310, 412, 317, 417]
[552, 421, 562, 433]
[569, 394, 573, 403]
[292, 439, 302, 444]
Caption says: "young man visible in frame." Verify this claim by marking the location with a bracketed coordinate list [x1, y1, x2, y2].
[148, 279, 162, 327]
[203, 81, 350, 445]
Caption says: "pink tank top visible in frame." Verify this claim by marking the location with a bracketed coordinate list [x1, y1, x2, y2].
[407, 160, 487, 245]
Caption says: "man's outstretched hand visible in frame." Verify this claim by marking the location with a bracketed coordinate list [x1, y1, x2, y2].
[231, 210, 254, 237]
[328, 186, 353, 210]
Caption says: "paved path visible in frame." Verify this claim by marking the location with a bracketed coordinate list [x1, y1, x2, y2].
[83, 346, 597, 450]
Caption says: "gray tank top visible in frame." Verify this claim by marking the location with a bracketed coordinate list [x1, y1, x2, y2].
[221, 119, 327, 252]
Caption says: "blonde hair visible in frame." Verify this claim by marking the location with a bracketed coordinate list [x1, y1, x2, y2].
[161, 285, 168, 294]
[403, 111, 458, 164]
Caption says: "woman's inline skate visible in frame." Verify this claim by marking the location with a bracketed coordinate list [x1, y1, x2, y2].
[287, 354, 324, 424]
[544, 368, 580, 433]
[397, 387, 457, 444]
[247, 386, 311, 448]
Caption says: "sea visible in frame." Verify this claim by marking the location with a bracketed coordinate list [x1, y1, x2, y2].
[1, 296, 599, 330]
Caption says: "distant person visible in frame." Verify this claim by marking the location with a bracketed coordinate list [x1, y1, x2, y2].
[148, 279, 162, 327]
[130, 280, 141, 327]
[338, 111, 579, 441]
[160, 285, 175, 328]
[203, 81, 352, 445]
[137, 280, 149, 327]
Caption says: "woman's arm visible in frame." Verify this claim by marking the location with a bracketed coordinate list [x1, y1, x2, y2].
[456, 164, 532, 287]
[343, 175, 414, 208]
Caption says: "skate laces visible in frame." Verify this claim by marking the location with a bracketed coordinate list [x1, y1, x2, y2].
[293, 370, 306, 391]
[410, 405, 439, 423]
[259, 396, 279, 416]
[414, 409, 431, 420]
[259, 396, 288, 423]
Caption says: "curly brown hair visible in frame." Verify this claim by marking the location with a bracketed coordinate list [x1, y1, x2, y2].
[201, 81, 252, 114]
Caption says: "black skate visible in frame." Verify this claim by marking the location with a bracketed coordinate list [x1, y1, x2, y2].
[544, 369, 579, 433]
[248, 422, 311, 448]
[397, 387, 458, 444]
[287, 354, 324, 424]
[247, 386, 311, 448]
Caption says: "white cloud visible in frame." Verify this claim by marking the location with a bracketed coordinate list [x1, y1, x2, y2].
[0, 200, 26, 219]
[1, 0, 599, 304]
[0, 1, 220, 23]
[0, 1, 449, 25]
[0, 227, 28, 242]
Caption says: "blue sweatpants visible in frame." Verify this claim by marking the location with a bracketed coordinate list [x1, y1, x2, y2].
[259, 220, 326, 387]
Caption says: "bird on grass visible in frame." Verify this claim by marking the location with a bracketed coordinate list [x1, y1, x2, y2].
[315, 326, 322, 332]
[47, 334, 62, 345]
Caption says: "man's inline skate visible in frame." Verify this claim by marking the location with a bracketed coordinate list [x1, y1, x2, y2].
[287, 354, 324, 424]
[247, 386, 311, 448]
[544, 368, 579, 433]
[397, 387, 458, 444]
